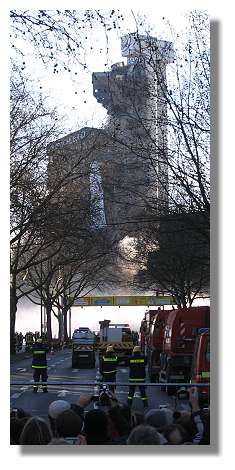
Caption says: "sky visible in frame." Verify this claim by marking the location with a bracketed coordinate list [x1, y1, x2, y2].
[15, 299, 148, 335]
[15, 296, 210, 336]
[2, 0, 235, 467]
[9, 6, 204, 133]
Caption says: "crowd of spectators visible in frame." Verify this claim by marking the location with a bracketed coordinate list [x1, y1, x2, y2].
[10, 387, 210, 446]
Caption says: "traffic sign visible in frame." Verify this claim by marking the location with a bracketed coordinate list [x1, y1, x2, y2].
[73, 295, 175, 307]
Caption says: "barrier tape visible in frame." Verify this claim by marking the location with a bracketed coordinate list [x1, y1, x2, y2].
[10, 381, 210, 387]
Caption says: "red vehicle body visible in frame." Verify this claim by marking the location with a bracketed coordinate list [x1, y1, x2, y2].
[159, 306, 210, 394]
[140, 309, 158, 354]
[191, 329, 210, 405]
[141, 309, 171, 382]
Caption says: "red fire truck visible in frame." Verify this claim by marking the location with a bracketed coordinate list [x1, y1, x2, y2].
[159, 306, 210, 395]
[140, 308, 171, 382]
[191, 328, 210, 406]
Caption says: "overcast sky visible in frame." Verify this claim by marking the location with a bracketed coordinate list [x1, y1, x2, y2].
[15, 296, 210, 335]
[10, 6, 201, 132]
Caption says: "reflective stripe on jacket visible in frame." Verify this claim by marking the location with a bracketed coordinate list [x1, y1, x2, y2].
[101, 354, 118, 376]
[128, 353, 146, 381]
[32, 344, 48, 368]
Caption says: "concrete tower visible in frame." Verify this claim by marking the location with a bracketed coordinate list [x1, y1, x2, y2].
[47, 33, 174, 234]
[92, 32, 175, 222]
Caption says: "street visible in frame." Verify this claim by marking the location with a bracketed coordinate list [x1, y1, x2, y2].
[10, 349, 174, 419]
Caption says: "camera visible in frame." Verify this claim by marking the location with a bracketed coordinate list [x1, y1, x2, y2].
[10, 408, 19, 418]
[91, 384, 116, 408]
[176, 387, 189, 401]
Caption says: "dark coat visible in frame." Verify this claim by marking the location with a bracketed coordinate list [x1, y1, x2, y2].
[128, 352, 147, 381]
[100, 352, 118, 379]
[32, 343, 49, 369]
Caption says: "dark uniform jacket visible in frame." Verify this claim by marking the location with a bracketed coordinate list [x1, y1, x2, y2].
[100, 353, 118, 379]
[25, 332, 34, 344]
[32, 343, 49, 369]
[128, 352, 147, 382]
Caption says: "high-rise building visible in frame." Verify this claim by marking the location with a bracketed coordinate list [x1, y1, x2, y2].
[47, 33, 175, 233]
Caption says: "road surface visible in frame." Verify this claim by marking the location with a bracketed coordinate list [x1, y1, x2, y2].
[10, 349, 176, 418]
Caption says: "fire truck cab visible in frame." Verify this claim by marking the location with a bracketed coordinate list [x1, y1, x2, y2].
[191, 328, 210, 406]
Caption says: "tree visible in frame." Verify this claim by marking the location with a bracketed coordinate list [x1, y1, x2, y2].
[10, 70, 65, 353]
[132, 212, 209, 307]
[22, 223, 119, 343]
[10, 68, 116, 352]
[10, 10, 125, 74]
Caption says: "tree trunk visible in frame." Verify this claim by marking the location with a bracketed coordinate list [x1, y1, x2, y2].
[58, 311, 63, 342]
[180, 294, 187, 308]
[63, 307, 69, 342]
[45, 300, 52, 345]
[10, 285, 17, 355]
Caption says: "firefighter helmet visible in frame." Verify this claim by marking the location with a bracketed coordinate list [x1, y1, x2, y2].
[36, 337, 43, 343]
[106, 345, 114, 353]
[133, 345, 141, 353]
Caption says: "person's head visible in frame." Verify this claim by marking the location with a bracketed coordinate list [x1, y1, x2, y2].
[163, 424, 187, 445]
[84, 409, 109, 444]
[199, 410, 210, 445]
[174, 411, 197, 442]
[55, 410, 82, 438]
[48, 400, 71, 436]
[119, 404, 132, 426]
[173, 410, 191, 422]
[126, 425, 161, 445]
[10, 418, 26, 444]
[131, 411, 145, 429]
[133, 345, 141, 354]
[10, 408, 31, 420]
[70, 403, 84, 420]
[19, 416, 52, 445]
[108, 406, 131, 438]
[145, 408, 173, 433]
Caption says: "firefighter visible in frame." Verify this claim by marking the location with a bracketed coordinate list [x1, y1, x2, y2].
[34, 331, 40, 342]
[132, 331, 139, 346]
[100, 345, 118, 392]
[127, 345, 148, 408]
[15, 332, 19, 353]
[41, 332, 50, 349]
[18, 332, 23, 351]
[32, 337, 49, 393]
[25, 331, 34, 351]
